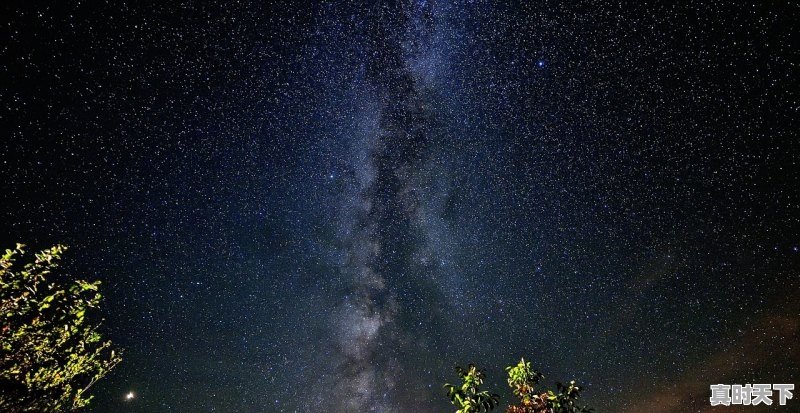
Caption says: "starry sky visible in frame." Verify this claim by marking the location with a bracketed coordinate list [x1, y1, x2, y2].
[1, 1, 799, 412]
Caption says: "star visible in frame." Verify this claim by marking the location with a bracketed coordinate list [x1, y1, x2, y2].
[1, 2, 795, 413]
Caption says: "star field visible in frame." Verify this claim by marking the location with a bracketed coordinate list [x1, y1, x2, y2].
[1, 1, 798, 412]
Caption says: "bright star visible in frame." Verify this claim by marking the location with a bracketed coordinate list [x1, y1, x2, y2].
[125, 391, 135, 401]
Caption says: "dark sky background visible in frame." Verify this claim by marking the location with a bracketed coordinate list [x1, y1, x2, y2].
[2, 1, 799, 412]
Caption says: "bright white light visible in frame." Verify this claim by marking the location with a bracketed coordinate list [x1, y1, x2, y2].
[125, 391, 135, 401]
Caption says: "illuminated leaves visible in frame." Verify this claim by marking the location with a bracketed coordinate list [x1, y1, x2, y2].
[0, 244, 122, 412]
[444, 364, 501, 413]
[444, 358, 593, 413]
[504, 358, 592, 413]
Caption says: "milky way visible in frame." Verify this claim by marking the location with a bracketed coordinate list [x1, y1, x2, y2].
[302, 3, 449, 410]
[1, 1, 798, 412]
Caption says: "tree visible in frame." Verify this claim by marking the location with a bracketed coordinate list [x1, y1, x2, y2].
[0, 244, 121, 412]
[444, 364, 501, 413]
[505, 358, 592, 413]
[444, 359, 592, 413]
[505, 357, 547, 412]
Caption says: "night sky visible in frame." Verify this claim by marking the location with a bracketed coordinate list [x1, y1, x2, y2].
[2, 1, 799, 412]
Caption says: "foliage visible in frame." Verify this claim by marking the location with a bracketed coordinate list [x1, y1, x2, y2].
[504, 358, 592, 413]
[0, 244, 121, 412]
[543, 380, 593, 413]
[444, 364, 501, 413]
[505, 357, 548, 412]
[444, 358, 592, 413]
